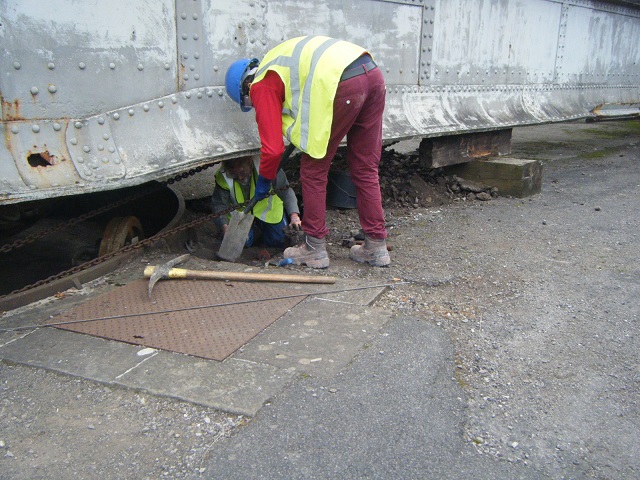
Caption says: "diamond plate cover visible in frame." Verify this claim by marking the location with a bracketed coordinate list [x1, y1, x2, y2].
[50, 278, 305, 361]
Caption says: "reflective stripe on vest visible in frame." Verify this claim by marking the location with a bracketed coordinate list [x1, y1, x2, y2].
[252, 36, 367, 159]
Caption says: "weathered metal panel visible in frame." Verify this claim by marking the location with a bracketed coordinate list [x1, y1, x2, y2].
[0, 0, 177, 120]
[65, 117, 125, 182]
[0, 125, 28, 202]
[430, 0, 562, 85]
[106, 88, 259, 180]
[5, 120, 81, 191]
[197, 0, 423, 87]
[52, 279, 306, 361]
[559, 3, 640, 84]
[1, 0, 639, 205]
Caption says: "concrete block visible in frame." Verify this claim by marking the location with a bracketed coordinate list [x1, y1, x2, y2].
[236, 299, 392, 380]
[0, 328, 148, 383]
[450, 157, 543, 197]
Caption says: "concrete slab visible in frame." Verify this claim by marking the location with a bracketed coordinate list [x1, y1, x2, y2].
[311, 283, 389, 306]
[196, 316, 534, 479]
[235, 297, 392, 380]
[251, 278, 390, 307]
[0, 328, 32, 348]
[0, 275, 392, 417]
[0, 327, 147, 383]
[115, 351, 296, 416]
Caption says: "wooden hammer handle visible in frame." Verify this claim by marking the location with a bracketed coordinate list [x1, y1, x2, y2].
[143, 266, 336, 284]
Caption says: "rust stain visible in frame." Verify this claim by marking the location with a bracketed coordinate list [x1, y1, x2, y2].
[179, 62, 186, 90]
[469, 149, 492, 158]
[1, 95, 22, 121]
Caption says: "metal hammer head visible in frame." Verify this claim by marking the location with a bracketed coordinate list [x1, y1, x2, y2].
[148, 253, 191, 300]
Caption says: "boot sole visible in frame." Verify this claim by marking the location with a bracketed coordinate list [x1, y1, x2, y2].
[350, 254, 391, 267]
[291, 257, 330, 269]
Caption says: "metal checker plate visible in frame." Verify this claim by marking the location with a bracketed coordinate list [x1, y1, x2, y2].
[49, 279, 306, 361]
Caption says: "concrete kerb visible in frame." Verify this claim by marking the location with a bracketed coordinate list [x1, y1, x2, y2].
[0, 276, 391, 417]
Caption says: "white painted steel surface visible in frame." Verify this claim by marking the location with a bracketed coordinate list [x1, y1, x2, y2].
[1, 0, 639, 204]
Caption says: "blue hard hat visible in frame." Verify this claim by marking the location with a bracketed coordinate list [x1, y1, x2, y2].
[225, 58, 259, 112]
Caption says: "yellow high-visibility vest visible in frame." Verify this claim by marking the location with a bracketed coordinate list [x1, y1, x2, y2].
[214, 160, 284, 224]
[252, 36, 367, 159]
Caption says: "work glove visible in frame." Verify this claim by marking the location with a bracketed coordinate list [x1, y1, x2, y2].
[254, 174, 272, 201]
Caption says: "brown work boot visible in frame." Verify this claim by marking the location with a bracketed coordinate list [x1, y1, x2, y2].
[349, 235, 391, 267]
[283, 235, 330, 268]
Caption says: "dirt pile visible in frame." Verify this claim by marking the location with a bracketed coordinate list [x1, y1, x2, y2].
[282, 145, 499, 211]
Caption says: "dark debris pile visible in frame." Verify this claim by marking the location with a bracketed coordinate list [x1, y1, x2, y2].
[377, 146, 499, 208]
[285, 146, 498, 210]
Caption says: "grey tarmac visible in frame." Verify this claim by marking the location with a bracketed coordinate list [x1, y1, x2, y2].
[1, 119, 638, 479]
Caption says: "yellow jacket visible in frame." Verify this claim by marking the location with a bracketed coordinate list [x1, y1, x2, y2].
[252, 36, 366, 159]
[214, 160, 284, 224]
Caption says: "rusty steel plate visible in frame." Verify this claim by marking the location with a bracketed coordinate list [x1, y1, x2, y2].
[49, 279, 306, 361]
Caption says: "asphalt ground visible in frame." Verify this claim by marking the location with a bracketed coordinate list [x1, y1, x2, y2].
[188, 119, 640, 479]
[0, 119, 638, 479]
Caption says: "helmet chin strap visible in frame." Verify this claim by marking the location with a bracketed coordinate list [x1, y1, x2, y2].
[241, 67, 258, 109]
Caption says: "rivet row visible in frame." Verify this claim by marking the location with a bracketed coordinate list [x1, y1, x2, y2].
[9, 61, 172, 72]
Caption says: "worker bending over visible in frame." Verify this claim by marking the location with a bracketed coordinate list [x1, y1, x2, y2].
[225, 36, 390, 268]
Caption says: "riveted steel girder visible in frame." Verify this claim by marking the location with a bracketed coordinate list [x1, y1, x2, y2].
[1, 0, 639, 204]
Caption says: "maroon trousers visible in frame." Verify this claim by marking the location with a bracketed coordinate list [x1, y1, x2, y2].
[299, 66, 387, 240]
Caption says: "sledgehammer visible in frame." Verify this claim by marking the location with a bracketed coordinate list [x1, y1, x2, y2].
[144, 255, 336, 300]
